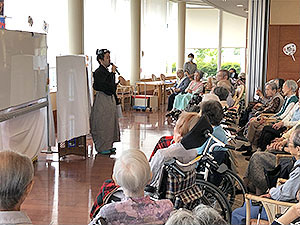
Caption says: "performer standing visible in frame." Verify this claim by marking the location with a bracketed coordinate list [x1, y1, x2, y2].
[90, 49, 120, 154]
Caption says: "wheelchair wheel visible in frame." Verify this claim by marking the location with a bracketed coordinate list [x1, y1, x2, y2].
[218, 170, 247, 210]
[194, 179, 232, 223]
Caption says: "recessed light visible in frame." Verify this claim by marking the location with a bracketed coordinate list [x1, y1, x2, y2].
[237, 4, 244, 7]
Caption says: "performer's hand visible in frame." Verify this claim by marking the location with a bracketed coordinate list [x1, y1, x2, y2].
[111, 64, 117, 73]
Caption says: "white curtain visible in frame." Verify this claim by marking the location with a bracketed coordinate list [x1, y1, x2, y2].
[84, 0, 131, 80]
[141, 0, 168, 78]
[0, 108, 47, 159]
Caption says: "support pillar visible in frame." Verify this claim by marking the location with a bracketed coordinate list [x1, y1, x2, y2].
[177, 2, 186, 70]
[68, 0, 84, 54]
[217, 10, 223, 71]
[130, 0, 141, 84]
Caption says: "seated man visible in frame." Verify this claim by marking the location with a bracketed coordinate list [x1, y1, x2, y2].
[232, 127, 300, 225]
[172, 70, 204, 111]
[0, 151, 34, 225]
[167, 69, 190, 111]
[89, 150, 173, 225]
[216, 69, 235, 96]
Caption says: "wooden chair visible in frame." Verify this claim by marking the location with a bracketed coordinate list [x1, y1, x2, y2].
[151, 74, 157, 81]
[245, 194, 295, 225]
[116, 76, 133, 111]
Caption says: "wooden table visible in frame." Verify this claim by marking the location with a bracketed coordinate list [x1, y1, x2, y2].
[136, 80, 176, 108]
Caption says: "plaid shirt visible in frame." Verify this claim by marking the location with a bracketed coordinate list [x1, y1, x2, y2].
[90, 179, 119, 219]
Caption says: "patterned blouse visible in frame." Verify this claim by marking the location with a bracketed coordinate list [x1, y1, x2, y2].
[185, 80, 204, 94]
[89, 195, 173, 225]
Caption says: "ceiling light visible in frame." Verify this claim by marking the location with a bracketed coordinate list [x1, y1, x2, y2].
[237, 4, 244, 7]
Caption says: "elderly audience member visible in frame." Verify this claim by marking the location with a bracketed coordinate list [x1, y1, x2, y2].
[165, 205, 228, 225]
[213, 86, 230, 108]
[0, 151, 34, 225]
[89, 150, 173, 225]
[239, 80, 297, 156]
[167, 69, 191, 111]
[172, 70, 204, 111]
[150, 112, 201, 188]
[244, 123, 300, 195]
[257, 88, 300, 151]
[197, 101, 227, 156]
[216, 70, 234, 95]
[232, 127, 300, 224]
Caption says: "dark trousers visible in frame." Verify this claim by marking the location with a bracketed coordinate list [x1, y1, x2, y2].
[167, 93, 178, 111]
[258, 125, 287, 151]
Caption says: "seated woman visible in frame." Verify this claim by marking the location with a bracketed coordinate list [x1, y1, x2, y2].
[232, 127, 300, 225]
[149, 96, 222, 161]
[172, 70, 204, 111]
[197, 101, 227, 159]
[257, 89, 300, 151]
[239, 80, 298, 156]
[89, 150, 173, 225]
[150, 112, 201, 188]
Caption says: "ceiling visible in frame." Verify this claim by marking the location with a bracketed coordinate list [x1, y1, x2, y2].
[176, 0, 249, 18]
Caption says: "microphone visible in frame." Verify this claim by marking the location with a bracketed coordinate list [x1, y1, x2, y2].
[110, 63, 120, 75]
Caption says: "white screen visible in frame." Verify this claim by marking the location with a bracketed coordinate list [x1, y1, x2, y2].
[0, 30, 47, 110]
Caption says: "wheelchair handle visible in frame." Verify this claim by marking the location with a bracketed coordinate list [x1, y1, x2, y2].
[168, 163, 186, 178]
[165, 158, 186, 178]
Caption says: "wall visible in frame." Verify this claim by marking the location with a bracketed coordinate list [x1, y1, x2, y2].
[270, 0, 300, 25]
[266, 0, 300, 81]
[267, 25, 300, 81]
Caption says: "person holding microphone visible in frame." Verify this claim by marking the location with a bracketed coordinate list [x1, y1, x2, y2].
[90, 49, 120, 155]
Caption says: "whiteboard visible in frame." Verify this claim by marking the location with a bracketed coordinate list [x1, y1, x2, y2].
[0, 29, 47, 111]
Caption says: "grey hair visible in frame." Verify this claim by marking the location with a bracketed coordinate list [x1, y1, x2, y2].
[266, 81, 278, 91]
[284, 80, 298, 93]
[193, 204, 228, 225]
[292, 126, 300, 148]
[113, 150, 151, 194]
[165, 209, 199, 225]
[0, 150, 34, 210]
[177, 68, 184, 74]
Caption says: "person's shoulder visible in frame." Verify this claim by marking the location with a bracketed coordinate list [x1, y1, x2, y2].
[155, 198, 174, 208]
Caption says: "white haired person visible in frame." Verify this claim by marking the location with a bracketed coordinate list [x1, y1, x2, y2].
[0, 151, 34, 225]
[89, 150, 173, 225]
[165, 204, 228, 225]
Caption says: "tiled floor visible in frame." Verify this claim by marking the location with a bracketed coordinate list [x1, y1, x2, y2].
[22, 109, 175, 225]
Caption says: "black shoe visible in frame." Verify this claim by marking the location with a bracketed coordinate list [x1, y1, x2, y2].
[236, 144, 251, 152]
